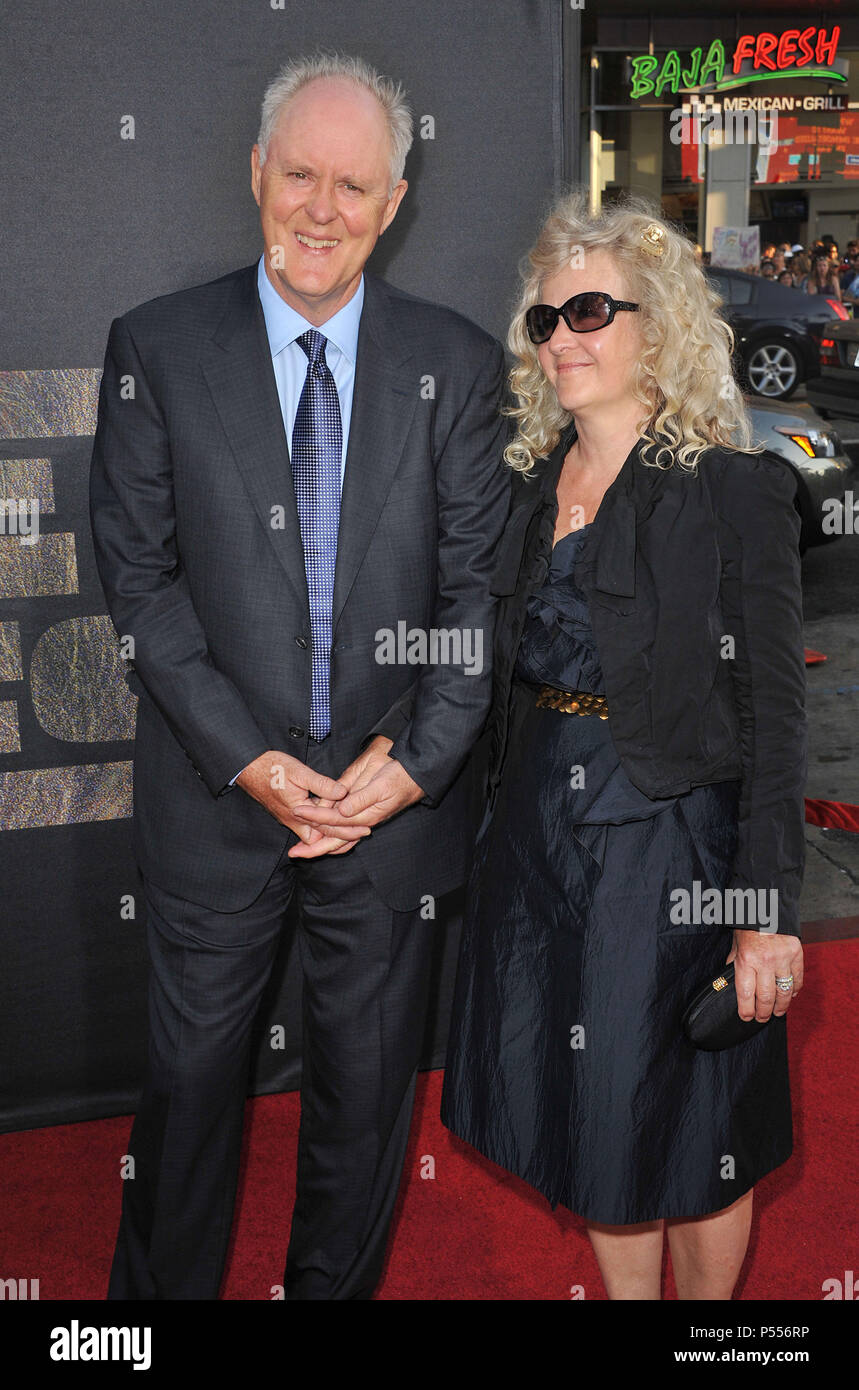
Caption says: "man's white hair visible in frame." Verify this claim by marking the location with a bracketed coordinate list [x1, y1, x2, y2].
[257, 52, 413, 193]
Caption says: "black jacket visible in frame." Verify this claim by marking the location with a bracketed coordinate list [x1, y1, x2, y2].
[474, 423, 807, 937]
[89, 263, 509, 913]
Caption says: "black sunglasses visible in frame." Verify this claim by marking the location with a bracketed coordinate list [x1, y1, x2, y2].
[525, 291, 640, 344]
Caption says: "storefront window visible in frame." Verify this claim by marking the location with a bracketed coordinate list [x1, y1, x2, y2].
[585, 32, 857, 249]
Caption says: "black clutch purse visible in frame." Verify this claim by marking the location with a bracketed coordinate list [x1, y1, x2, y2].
[681, 963, 771, 1051]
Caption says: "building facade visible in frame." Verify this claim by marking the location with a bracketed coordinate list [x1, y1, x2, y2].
[570, 5, 859, 253]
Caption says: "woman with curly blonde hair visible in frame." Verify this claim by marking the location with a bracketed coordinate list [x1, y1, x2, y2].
[441, 193, 806, 1300]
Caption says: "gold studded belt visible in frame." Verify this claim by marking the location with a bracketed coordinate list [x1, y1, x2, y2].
[534, 684, 609, 719]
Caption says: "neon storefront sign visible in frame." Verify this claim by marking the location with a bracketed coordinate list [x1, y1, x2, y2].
[630, 27, 844, 98]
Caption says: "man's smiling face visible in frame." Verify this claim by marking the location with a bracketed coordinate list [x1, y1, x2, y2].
[251, 77, 407, 325]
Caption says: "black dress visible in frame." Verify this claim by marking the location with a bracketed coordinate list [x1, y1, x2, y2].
[440, 523, 792, 1224]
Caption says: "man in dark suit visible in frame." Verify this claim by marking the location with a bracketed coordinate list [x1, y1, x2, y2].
[90, 52, 509, 1300]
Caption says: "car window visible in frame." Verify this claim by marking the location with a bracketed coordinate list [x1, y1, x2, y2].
[707, 272, 754, 307]
[727, 275, 754, 305]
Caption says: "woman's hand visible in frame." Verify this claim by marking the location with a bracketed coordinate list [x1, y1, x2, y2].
[726, 929, 804, 1022]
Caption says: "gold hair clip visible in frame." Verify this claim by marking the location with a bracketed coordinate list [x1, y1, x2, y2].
[640, 223, 665, 257]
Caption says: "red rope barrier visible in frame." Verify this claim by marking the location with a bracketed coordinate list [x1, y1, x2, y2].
[805, 798, 859, 833]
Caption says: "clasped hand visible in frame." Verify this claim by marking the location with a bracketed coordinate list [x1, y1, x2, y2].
[236, 736, 424, 859]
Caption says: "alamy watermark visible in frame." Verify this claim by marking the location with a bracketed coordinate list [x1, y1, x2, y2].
[670, 95, 778, 148]
[0, 498, 40, 545]
[375, 622, 484, 675]
[669, 881, 779, 931]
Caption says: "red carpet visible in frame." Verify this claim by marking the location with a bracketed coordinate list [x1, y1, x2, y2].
[1, 938, 855, 1301]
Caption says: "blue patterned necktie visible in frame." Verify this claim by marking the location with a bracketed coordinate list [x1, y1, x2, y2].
[291, 329, 342, 739]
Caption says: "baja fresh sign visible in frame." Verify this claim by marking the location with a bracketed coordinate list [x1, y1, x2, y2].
[631, 26, 844, 98]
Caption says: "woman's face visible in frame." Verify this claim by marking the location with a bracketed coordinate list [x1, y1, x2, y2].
[536, 249, 643, 419]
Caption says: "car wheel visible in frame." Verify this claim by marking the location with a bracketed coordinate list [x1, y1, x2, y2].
[743, 339, 802, 399]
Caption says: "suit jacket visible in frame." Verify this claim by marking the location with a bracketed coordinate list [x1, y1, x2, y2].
[89, 262, 510, 911]
[472, 424, 807, 937]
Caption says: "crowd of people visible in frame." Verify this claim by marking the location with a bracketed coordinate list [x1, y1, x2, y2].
[697, 235, 858, 305]
[754, 236, 858, 304]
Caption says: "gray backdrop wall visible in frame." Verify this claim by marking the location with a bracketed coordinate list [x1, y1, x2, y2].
[0, 0, 564, 1132]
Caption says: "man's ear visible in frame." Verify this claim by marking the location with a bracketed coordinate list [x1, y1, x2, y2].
[250, 145, 262, 207]
[380, 180, 408, 236]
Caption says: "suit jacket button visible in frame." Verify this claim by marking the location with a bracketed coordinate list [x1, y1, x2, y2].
[289, 726, 304, 738]
[295, 636, 308, 649]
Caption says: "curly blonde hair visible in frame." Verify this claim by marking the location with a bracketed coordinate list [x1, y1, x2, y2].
[504, 191, 761, 475]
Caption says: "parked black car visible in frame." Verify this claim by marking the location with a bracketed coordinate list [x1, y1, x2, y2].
[705, 267, 848, 401]
[806, 319, 859, 422]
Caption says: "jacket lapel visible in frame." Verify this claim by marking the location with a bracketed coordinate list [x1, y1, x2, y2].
[202, 263, 310, 616]
[331, 273, 418, 636]
[526, 424, 650, 600]
[593, 490, 637, 597]
[592, 439, 665, 598]
[201, 265, 418, 634]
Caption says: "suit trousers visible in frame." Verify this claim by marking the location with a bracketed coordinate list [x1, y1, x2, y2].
[106, 804, 436, 1300]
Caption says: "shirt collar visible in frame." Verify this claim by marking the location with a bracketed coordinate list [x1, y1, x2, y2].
[256, 254, 364, 363]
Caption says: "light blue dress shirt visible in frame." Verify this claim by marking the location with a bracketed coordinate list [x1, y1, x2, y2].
[227, 257, 365, 788]
[256, 253, 364, 484]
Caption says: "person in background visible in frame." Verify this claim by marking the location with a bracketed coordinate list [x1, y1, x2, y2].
[777, 269, 794, 288]
[840, 251, 859, 307]
[791, 251, 811, 286]
[804, 250, 842, 301]
[759, 260, 776, 279]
